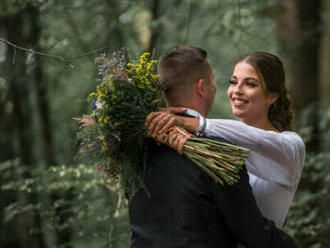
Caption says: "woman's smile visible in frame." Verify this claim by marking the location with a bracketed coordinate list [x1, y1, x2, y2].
[231, 97, 249, 108]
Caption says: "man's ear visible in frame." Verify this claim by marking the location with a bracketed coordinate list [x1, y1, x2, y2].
[195, 79, 206, 98]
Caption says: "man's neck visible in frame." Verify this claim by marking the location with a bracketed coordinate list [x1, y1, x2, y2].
[168, 103, 207, 117]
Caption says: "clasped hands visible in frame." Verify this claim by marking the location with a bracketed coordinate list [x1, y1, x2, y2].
[145, 107, 199, 138]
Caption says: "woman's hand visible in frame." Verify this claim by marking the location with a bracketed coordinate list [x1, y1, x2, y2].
[145, 107, 199, 138]
[145, 112, 182, 138]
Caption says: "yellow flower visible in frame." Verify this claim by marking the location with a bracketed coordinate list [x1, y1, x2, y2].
[97, 92, 102, 99]
[140, 52, 151, 64]
[101, 136, 109, 150]
[87, 92, 97, 102]
[152, 74, 160, 80]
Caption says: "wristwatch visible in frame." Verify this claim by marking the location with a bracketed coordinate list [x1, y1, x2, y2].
[195, 116, 206, 137]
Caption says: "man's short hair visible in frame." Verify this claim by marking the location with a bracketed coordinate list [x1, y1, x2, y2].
[158, 46, 212, 97]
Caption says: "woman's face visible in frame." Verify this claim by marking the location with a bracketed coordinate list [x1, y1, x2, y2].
[227, 62, 277, 124]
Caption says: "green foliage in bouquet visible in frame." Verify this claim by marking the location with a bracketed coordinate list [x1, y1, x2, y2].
[76, 51, 161, 197]
[89, 52, 161, 128]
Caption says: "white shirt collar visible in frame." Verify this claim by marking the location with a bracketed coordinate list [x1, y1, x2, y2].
[185, 108, 203, 118]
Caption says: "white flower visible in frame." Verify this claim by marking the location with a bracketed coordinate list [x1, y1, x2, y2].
[95, 98, 104, 109]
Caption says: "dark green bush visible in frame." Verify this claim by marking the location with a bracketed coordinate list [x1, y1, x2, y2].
[0, 160, 130, 248]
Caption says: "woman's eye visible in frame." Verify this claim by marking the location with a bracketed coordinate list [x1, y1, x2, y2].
[246, 82, 257, 87]
[229, 80, 237, 85]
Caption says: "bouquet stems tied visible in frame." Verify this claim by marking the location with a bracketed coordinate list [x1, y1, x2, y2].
[155, 126, 249, 185]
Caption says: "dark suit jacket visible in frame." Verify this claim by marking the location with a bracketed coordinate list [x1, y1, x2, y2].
[129, 135, 297, 248]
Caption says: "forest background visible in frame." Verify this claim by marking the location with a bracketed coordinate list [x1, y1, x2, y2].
[0, 0, 329, 247]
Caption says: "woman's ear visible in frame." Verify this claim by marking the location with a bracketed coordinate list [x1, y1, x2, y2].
[268, 92, 279, 105]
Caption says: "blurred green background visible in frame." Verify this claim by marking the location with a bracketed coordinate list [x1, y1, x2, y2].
[0, 0, 329, 247]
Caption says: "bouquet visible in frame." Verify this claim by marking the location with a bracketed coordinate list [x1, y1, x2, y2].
[75, 51, 249, 197]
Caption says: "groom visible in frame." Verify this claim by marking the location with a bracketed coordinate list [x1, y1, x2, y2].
[128, 46, 297, 247]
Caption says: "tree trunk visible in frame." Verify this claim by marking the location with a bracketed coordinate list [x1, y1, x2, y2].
[1, 6, 55, 248]
[320, 0, 330, 105]
[0, 64, 16, 161]
[29, 7, 56, 165]
[104, 0, 125, 53]
[147, 0, 161, 53]
[271, 0, 323, 152]
[4, 12, 35, 165]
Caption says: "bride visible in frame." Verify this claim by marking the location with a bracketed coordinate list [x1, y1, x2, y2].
[146, 51, 305, 228]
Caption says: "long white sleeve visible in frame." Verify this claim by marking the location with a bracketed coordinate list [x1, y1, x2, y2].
[205, 119, 305, 190]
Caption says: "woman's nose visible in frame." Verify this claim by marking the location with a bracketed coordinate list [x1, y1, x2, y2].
[233, 82, 243, 95]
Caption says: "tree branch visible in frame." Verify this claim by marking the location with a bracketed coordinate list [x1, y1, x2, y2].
[45, 33, 74, 53]
[0, 38, 106, 63]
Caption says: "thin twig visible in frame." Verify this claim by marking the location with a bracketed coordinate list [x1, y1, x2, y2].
[0, 38, 106, 62]
[45, 33, 74, 53]
[13, 47, 16, 64]
[65, 48, 107, 60]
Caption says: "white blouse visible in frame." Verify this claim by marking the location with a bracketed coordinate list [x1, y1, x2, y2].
[204, 119, 305, 227]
